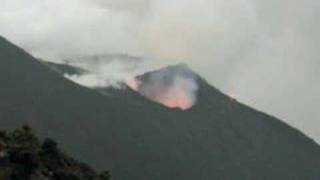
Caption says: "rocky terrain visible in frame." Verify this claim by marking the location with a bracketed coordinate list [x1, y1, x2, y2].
[0, 126, 111, 180]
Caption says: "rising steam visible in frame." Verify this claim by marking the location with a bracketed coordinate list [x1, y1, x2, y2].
[62, 54, 145, 88]
[128, 64, 199, 110]
[62, 59, 199, 110]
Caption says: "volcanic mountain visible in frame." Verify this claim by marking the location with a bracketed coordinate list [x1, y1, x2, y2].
[1, 36, 320, 180]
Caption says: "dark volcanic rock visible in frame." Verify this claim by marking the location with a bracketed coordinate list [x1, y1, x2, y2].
[0, 127, 111, 180]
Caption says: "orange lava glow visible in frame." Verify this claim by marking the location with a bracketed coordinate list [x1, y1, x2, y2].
[126, 78, 142, 91]
[126, 78, 195, 110]
[154, 91, 194, 110]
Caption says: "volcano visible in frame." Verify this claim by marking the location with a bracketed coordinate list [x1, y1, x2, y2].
[1, 36, 320, 180]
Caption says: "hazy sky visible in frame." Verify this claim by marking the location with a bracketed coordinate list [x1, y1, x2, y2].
[0, 0, 319, 142]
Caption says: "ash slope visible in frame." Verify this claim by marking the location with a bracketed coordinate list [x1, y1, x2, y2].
[1, 36, 320, 180]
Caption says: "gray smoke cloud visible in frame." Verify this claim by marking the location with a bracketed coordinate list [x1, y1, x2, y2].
[0, 0, 319, 142]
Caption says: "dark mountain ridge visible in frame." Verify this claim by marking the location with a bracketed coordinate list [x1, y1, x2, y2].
[1, 36, 320, 180]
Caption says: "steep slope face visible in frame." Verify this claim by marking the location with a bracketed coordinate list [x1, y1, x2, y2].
[1, 36, 320, 180]
[0, 36, 125, 169]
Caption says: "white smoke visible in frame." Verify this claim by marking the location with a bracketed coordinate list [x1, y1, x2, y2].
[62, 54, 148, 88]
[63, 59, 200, 110]
[133, 64, 199, 110]
[148, 76, 198, 110]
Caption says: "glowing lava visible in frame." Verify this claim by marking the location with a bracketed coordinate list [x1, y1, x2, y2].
[126, 75, 198, 110]
[153, 88, 195, 110]
[126, 78, 142, 91]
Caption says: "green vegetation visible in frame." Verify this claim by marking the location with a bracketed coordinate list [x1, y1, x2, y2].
[0, 126, 111, 180]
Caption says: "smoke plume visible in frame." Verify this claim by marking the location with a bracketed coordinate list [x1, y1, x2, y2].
[61, 54, 146, 88]
[129, 64, 199, 110]
[64, 60, 199, 110]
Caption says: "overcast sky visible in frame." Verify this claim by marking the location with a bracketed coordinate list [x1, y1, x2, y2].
[0, 0, 319, 142]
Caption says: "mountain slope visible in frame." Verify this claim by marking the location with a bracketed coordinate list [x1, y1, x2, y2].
[1, 36, 320, 180]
